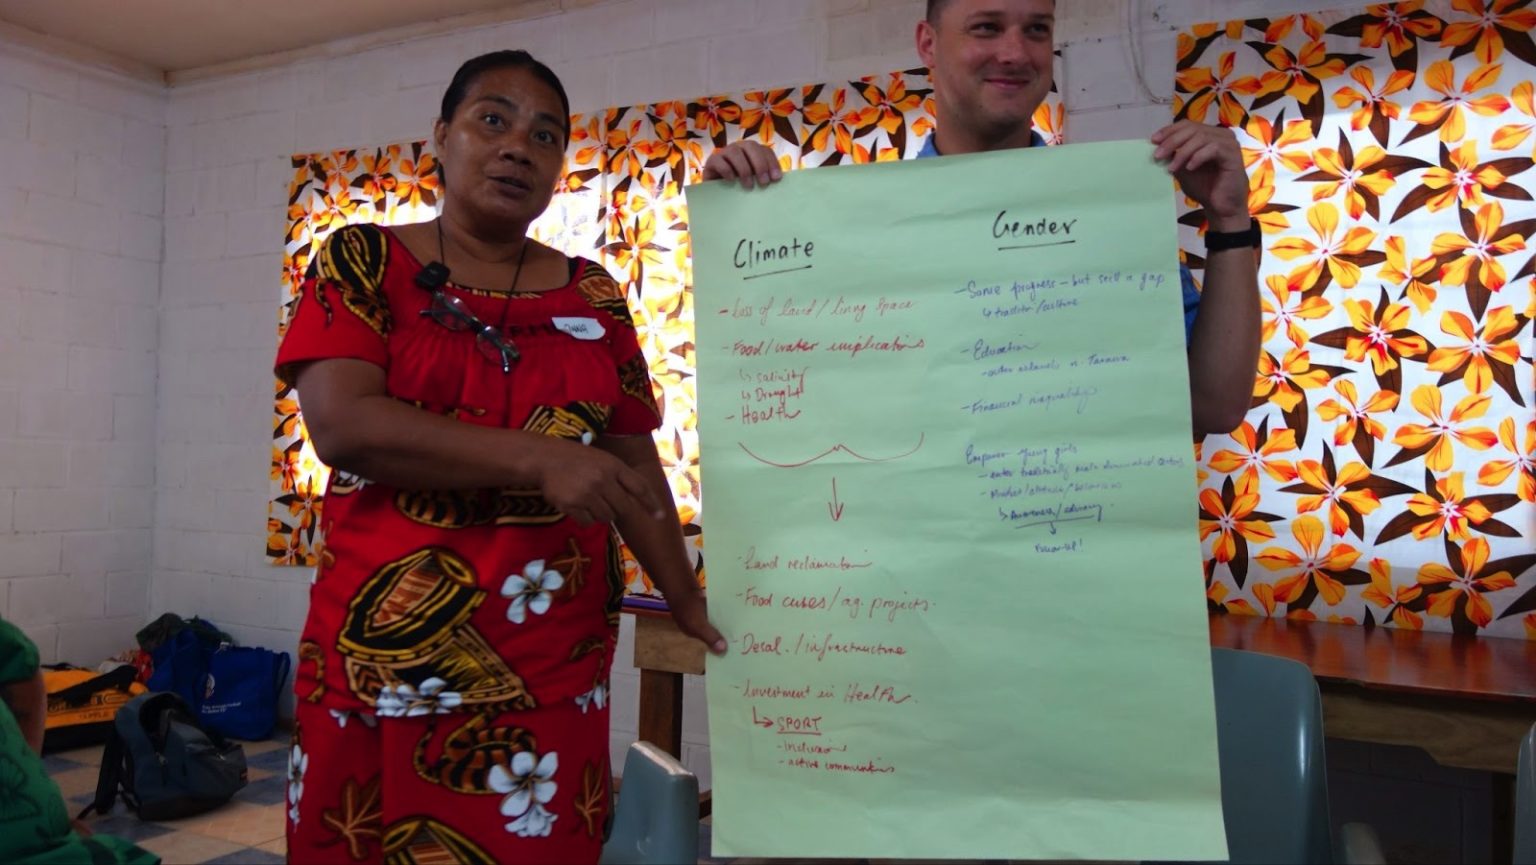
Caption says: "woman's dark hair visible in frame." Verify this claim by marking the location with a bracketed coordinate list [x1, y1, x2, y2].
[440, 50, 571, 145]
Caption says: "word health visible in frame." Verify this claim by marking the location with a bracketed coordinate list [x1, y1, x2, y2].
[739, 679, 914, 706]
[734, 367, 810, 426]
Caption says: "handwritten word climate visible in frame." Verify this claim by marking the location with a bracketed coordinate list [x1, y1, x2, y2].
[734, 236, 814, 279]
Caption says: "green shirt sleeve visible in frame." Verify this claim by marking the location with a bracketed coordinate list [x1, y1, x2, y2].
[0, 617, 41, 686]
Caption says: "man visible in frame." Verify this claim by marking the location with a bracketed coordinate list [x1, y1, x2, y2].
[701, 0, 1261, 435]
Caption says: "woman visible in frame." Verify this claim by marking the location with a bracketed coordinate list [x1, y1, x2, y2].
[276, 50, 723, 864]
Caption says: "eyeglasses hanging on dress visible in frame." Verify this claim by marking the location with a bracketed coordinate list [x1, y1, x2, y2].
[414, 221, 528, 374]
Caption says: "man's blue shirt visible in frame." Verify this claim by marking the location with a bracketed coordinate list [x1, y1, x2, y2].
[914, 135, 1201, 344]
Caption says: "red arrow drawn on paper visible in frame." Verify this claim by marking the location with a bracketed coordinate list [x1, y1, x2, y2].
[827, 477, 845, 522]
[752, 707, 774, 729]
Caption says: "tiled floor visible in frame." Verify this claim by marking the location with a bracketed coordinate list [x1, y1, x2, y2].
[45, 741, 924, 865]
[49, 737, 729, 865]
[45, 737, 289, 864]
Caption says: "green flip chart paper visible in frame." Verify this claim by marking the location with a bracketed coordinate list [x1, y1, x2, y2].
[687, 140, 1228, 862]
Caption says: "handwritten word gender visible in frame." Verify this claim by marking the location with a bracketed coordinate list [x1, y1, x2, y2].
[993, 212, 1079, 240]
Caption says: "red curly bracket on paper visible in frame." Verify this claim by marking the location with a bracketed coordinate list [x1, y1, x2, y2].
[737, 434, 927, 469]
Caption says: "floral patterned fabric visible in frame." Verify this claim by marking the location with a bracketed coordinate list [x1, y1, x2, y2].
[1177, 1, 1535, 639]
[287, 699, 610, 864]
[274, 223, 640, 862]
[270, 66, 1066, 607]
[275, 224, 647, 713]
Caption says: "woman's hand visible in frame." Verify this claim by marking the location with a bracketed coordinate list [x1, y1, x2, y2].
[700, 140, 783, 189]
[667, 592, 727, 656]
[536, 439, 665, 526]
[591, 434, 727, 655]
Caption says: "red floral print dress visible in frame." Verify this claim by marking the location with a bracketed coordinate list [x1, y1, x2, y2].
[274, 223, 658, 864]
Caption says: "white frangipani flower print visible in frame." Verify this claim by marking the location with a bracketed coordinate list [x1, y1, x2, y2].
[487, 750, 560, 838]
[329, 708, 378, 729]
[501, 559, 564, 624]
[375, 677, 463, 718]
[575, 682, 608, 714]
[287, 742, 309, 826]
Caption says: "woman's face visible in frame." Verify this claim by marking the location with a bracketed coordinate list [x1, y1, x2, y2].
[434, 66, 567, 233]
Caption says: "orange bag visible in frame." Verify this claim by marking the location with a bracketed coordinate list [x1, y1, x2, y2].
[41, 664, 147, 754]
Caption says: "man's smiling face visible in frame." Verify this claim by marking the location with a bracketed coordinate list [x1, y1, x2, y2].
[917, 0, 1056, 151]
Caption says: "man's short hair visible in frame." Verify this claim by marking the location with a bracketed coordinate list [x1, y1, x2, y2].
[926, 0, 1056, 23]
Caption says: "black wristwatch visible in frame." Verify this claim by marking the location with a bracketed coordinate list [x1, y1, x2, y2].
[1206, 217, 1261, 252]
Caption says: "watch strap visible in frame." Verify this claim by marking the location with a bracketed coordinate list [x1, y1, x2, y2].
[1206, 217, 1261, 251]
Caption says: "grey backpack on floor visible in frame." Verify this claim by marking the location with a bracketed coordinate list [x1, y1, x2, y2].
[80, 691, 249, 821]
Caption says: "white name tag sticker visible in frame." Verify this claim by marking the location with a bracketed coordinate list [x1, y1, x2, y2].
[553, 317, 605, 340]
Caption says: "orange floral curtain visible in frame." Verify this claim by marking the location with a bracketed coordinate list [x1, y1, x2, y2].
[268, 67, 1067, 605]
[1177, 1, 1535, 639]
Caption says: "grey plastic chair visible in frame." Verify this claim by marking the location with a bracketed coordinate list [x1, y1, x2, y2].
[1516, 722, 1535, 865]
[599, 741, 699, 865]
[1198, 647, 1384, 865]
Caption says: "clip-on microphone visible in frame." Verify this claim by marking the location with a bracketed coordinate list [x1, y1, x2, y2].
[415, 261, 450, 290]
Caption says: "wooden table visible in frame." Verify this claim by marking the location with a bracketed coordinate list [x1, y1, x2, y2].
[629, 608, 707, 760]
[1207, 613, 1536, 774]
[628, 608, 711, 816]
[1210, 614, 1536, 864]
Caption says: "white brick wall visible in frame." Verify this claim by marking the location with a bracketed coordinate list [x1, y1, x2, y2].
[0, 42, 164, 664]
[4, 0, 1368, 775]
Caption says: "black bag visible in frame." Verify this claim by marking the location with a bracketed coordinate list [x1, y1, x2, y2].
[79, 691, 249, 822]
[135, 613, 231, 657]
